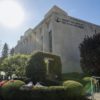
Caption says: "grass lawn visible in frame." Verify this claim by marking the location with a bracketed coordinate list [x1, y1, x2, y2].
[62, 72, 89, 83]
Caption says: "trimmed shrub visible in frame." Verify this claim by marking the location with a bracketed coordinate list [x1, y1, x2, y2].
[26, 51, 62, 82]
[0, 85, 87, 100]
[43, 79, 61, 86]
[0, 80, 8, 87]
[83, 77, 92, 82]
[0, 80, 8, 99]
[1, 80, 25, 100]
[63, 80, 83, 98]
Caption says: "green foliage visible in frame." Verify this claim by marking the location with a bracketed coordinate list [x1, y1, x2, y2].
[83, 77, 92, 83]
[10, 48, 15, 56]
[79, 33, 100, 76]
[26, 51, 62, 82]
[1, 80, 25, 100]
[1, 85, 86, 100]
[1, 43, 9, 59]
[63, 80, 83, 97]
[0, 54, 30, 78]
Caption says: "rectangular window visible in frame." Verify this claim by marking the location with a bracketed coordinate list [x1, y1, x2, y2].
[49, 30, 52, 52]
[41, 35, 43, 51]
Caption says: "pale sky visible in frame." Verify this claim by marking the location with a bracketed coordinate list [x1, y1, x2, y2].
[0, 0, 100, 50]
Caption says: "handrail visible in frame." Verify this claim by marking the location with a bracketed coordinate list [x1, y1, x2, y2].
[90, 76, 100, 100]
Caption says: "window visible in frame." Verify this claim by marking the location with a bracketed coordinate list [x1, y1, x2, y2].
[49, 30, 52, 52]
[41, 35, 43, 51]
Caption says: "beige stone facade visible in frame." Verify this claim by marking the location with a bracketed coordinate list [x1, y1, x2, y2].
[14, 6, 100, 73]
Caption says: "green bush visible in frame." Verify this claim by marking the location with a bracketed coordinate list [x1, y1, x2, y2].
[1, 85, 87, 100]
[79, 33, 100, 76]
[83, 77, 92, 82]
[26, 51, 62, 82]
[1, 80, 25, 100]
[63, 80, 83, 97]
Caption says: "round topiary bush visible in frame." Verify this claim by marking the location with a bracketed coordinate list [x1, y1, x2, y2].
[63, 80, 83, 98]
[83, 77, 92, 82]
[83, 76, 97, 82]
[1, 80, 25, 100]
[0, 80, 8, 87]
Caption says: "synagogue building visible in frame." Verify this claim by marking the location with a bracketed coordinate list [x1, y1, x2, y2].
[14, 6, 100, 73]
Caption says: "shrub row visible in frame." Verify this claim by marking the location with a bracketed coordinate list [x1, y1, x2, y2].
[0, 80, 88, 100]
[1, 86, 87, 100]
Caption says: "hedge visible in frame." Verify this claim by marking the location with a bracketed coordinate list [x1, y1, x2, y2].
[1, 86, 87, 100]
[63, 80, 84, 98]
[1, 80, 25, 100]
[26, 51, 62, 82]
[0, 81, 88, 100]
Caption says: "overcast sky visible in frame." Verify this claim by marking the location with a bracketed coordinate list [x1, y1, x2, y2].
[0, 0, 100, 49]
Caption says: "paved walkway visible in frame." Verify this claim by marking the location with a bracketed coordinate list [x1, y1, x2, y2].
[93, 93, 100, 100]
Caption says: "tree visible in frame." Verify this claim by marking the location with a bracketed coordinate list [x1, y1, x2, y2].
[10, 48, 15, 56]
[0, 40, 2, 56]
[79, 33, 100, 76]
[0, 54, 30, 78]
[1, 43, 9, 59]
